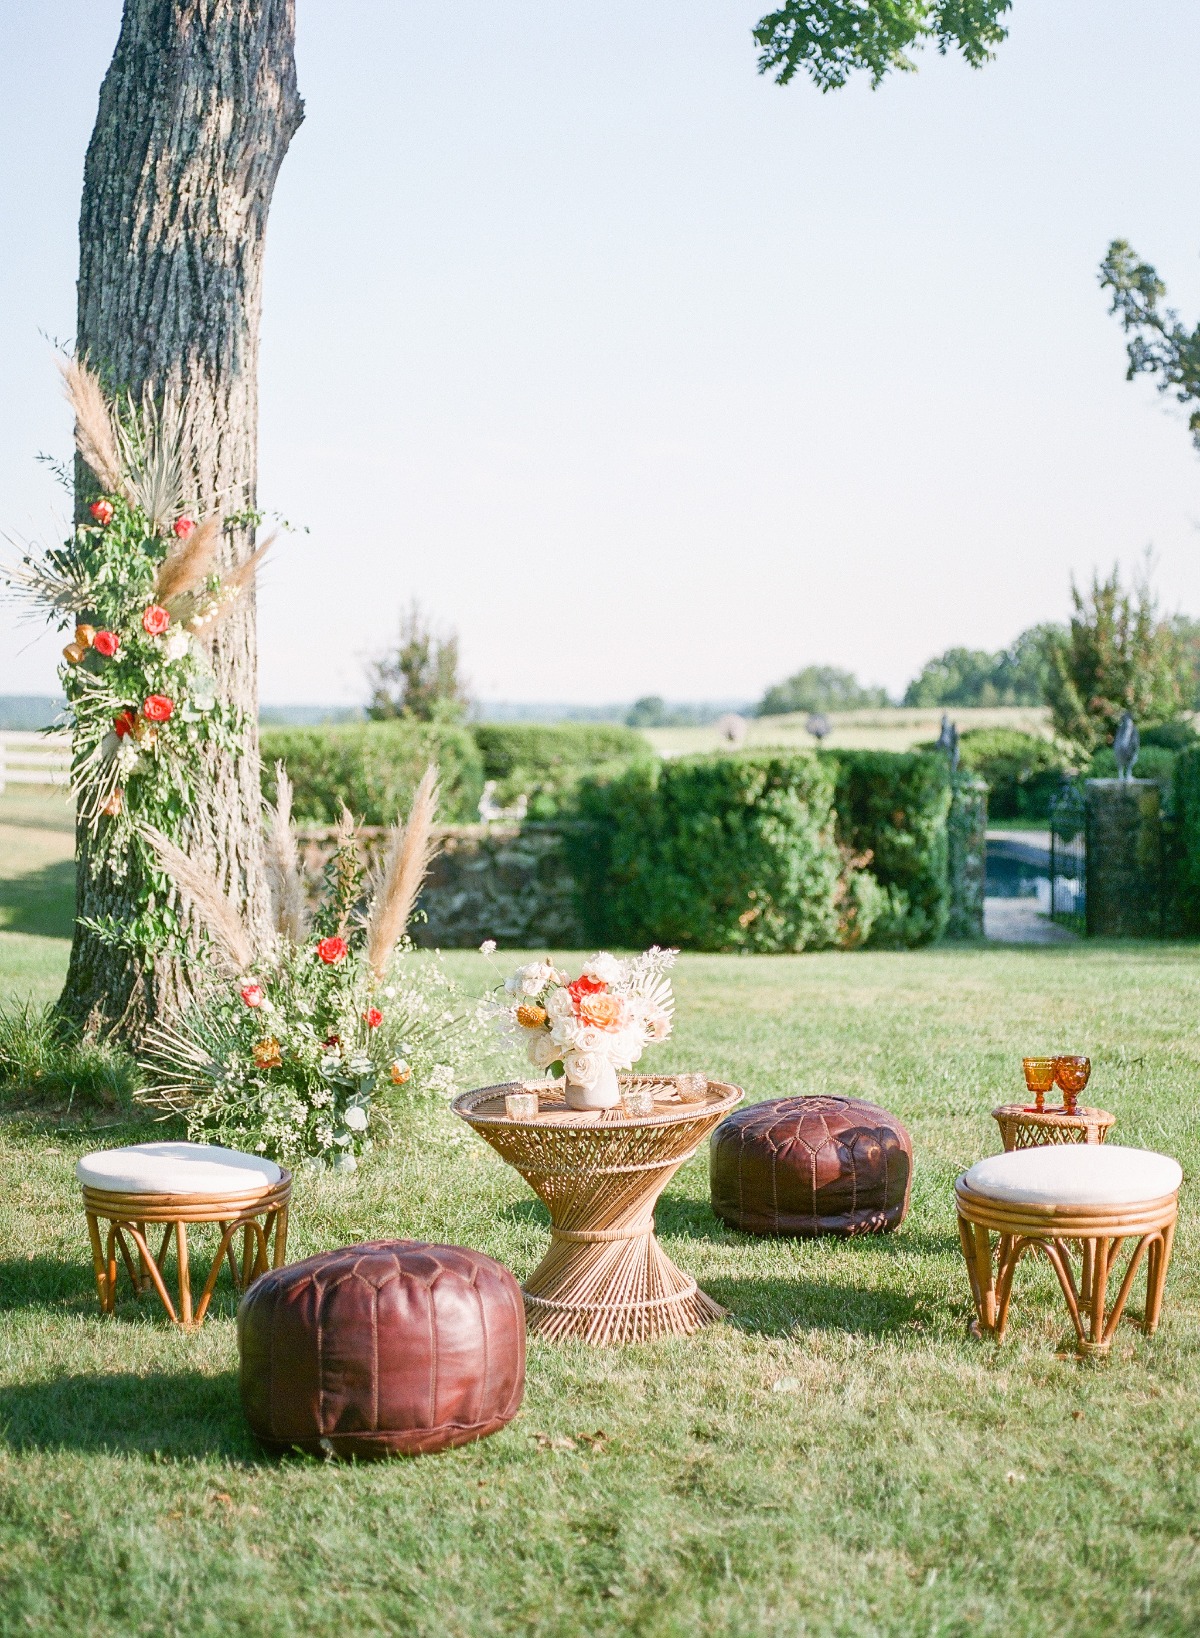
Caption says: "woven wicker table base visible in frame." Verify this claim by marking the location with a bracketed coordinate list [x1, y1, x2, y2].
[992, 1104, 1116, 1151]
[454, 1077, 742, 1345]
[82, 1174, 291, 1328]
[955, 1176, 1177, 1357]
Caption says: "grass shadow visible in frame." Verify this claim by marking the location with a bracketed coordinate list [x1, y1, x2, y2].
[0, 1369, 263, 1460]
[0, 1247, 246, 1325]
[0, 857, 77, 939]
[706, 1273, 928, 1338]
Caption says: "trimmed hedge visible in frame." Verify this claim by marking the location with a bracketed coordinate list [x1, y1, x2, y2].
[821, 750, 953, 947]
[473, 723, 654, 818]
[571, 752, 871, 953]
[956, 728, 1066, 821]
[1172, 747, 1200, 934]
[260, 723, 485, 825]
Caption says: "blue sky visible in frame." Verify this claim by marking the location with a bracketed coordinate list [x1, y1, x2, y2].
[2, 1, 1199, 706]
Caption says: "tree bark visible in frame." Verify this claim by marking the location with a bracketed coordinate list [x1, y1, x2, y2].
[61, 0, 303, 1038]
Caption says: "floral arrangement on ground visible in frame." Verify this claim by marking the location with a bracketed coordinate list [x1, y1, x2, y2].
[2, 359, 269, 956]
[140, 766, 480, 1167]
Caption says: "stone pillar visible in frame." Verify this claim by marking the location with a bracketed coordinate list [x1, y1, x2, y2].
[1084, 779, 1162, 938]
[946, 777, 987, 940]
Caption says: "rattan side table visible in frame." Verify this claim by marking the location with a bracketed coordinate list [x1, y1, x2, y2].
[453, 1075, 742, 1346]
[992, 1104, 1116, 1152]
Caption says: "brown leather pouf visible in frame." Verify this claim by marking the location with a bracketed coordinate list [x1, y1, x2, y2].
[710, 1095, 913, 1237]
[238, 1240, 525, 1458]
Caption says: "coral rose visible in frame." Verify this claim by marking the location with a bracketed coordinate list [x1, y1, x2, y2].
[92, 630, 119, 658]
[173, 516, 196, 539]
[113, 711, 137, 739]
[142, 604, 170, 636]
[364, 1007, 383, 1028]
[253, 1037, 283, 1069]
[579, 992, 625, 1031]
[390, 1059, 412, 1085]
[90, 499, 114, 525]
[317, 936, 348, 964]
[240, 983, 264, 1008]
[142, 695, 173, 722]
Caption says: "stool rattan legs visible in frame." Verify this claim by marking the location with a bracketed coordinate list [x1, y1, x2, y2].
[82, 1175, 291, 1328]
[956, 1178, 1177, 1356]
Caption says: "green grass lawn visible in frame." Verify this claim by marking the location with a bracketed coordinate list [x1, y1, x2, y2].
[2, 799, 1200, 1634]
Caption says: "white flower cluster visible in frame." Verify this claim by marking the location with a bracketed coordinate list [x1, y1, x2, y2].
[496, 948, 676, 1084]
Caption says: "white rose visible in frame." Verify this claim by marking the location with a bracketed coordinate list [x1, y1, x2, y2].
[572, 1025, 607, 1054]
[343, 1104, 368, 1132]
[563, 1048, 608, 1086]
[479, 939, 497, 956]
[581, 952, 624, 986]
[163, 627, 191, 662]
[527, 1032, 562, 1070]
[550, 1014, 580, 1050]
[546, 987, 576, 1023]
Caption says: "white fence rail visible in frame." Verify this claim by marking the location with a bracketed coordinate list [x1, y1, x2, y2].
[0, 730, 71, 792]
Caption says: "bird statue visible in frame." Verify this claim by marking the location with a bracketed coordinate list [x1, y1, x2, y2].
[1113, 711, 1139, 781]
[936, 713, 960, 774]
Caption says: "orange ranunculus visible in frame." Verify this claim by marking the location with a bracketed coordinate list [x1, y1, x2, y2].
[253, 1037, 283, 1069]
[516, 1003, 547, 1029]
[578, 992, 624, 1031]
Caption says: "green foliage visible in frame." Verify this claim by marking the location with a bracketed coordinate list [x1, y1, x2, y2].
[1045, 565, 1189, 757]
[474, 723, 654, 818]
[903, 625, 1060, 707]
[822, 750, 953, 947]
[753, 0, 1012, 90]
[1100, 239, 1200, 456]
[757, 665, 889, 717]
[1173, 746, 1200, 932]
[625, 697, 733, 728]
[572, 752, 856, 953]
[366, 601, 470, 723]
[259, 723, 484, 825]
[0, 1001, 138, 1111]
[956, 727, 1067, 820]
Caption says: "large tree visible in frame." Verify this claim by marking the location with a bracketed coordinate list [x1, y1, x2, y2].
[62, 0, 303, 1036]
[1100, 240, 1200, 456]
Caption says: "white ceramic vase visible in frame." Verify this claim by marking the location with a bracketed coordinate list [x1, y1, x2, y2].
[563, 1057, 621, 1111]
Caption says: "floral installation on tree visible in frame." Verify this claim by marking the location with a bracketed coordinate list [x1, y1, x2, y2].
[490, 948, 676, 1094]
[2, 359, 271, 957]
[140, 766, 476, 1168]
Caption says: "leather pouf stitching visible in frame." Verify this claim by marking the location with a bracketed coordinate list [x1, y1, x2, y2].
[238, 1239, 525, 1458]
[709, 1095, 913, 1237]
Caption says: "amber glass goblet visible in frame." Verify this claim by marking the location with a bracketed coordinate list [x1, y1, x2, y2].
[1054, 1055, 1091, 1116]
[1022, 1056, 1057, 1113]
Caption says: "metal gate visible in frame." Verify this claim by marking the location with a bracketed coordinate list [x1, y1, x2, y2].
[1048, 782, 1086, 929]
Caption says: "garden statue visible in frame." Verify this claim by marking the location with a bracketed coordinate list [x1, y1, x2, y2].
[936, 713, 960, 773]
[1113, 711, 1139, 780]
[716, 713, 749, 748]
[805, 712, 831, 742]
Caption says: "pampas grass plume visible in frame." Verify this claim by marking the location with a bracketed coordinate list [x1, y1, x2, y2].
[366, 765, 440, 980]
[60, 357, 127, 499]
[140, 824, 256, 973]
[156, 515, 220, 604]
[265, 762, 309, 944]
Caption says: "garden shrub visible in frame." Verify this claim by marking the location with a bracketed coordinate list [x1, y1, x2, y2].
[571, 752, 863, 953]
[473, 723, 654, 818]
[956, 728, 1067, 820]
[1172, 747, 1200, 934]
[260, 722, 485, 825]
[0, 1002, 139, 1112]
[821, 750, 953, 947]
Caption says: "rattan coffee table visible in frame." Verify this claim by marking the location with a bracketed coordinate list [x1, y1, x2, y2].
[453, 1075, 742, 1345]
[992, 1104, 1116, 1152]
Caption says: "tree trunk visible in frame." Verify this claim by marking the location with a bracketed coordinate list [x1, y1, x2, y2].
[61, 0, 303, 1039]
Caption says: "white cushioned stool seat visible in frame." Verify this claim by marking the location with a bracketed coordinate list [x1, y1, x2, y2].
[962, 1144, 1181, 1209]
[77, 1142, 281, 1196]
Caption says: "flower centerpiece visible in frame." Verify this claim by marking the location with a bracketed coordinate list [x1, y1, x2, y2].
[494, 948, 676, 1110]
[140, 766, 474, 1168]
[2, 359, 270, 956]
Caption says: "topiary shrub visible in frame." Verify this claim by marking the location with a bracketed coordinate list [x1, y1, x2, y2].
[821, 750, 953, 947]
[571, 751, 863, 953]
[956, 728, 1067, 820]
[260, 723, 485, 825]
[473, 723, 654, 818]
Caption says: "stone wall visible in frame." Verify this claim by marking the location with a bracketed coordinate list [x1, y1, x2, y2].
[1084, 779, 1162, 938]
[296, 822, 586, 950]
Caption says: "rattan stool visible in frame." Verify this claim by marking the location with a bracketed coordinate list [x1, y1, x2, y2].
[77, 1142, 291, 1328]
[956, 1144, 1180, 1356]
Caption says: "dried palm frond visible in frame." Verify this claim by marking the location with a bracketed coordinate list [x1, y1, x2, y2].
[265, 762, 309, 943]
[155, 514, 220, 604]
[365, 765, 441, 980]
[59, 357, 127, 498]
[2, 543, 94, 618]
[140, 824, 256, 972]
[114, 393, 186, 533]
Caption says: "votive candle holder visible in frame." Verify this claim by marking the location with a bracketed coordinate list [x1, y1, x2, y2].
[622, 1084, 655, 1117]
[504, 1090, 540, 1121]
[675, 1073, 709, 1103]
